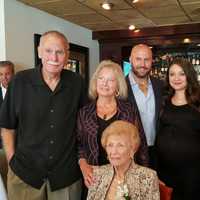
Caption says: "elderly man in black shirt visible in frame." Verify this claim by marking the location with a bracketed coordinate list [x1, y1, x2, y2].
[0, 31, 85, 200]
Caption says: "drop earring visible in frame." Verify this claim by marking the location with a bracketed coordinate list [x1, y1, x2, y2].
[115, 90, 119, 97]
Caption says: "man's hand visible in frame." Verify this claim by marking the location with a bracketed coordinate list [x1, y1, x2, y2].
[1, 128, 15, 163]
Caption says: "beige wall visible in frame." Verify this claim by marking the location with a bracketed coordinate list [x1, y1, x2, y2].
[3, 0, 99, 76]
[0, 0, 6, 60]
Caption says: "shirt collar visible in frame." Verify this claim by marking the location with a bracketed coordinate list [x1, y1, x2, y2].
[128, 71, 152, 87]
[31, 65, 69, 87]
[30, 65, 45, 86]
[0, 83, 6, 89]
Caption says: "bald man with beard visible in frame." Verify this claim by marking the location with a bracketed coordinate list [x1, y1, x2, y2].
[126, 44, 164, 168]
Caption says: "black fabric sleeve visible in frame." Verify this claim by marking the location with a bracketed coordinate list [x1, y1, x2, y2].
[0, 76, 18, 129]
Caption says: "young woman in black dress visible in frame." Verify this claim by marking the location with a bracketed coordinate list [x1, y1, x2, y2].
[156, 58, 200, 200]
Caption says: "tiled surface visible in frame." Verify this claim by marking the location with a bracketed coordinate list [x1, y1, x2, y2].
[17, 0, 200, 31]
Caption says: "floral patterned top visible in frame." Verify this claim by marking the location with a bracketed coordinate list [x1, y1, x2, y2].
[87, 162, 160, 200]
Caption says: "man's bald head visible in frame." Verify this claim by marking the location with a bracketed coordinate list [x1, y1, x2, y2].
[130, 44, 153, 79]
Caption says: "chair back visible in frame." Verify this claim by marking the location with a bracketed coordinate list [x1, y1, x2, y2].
[159, 183, 173, 200]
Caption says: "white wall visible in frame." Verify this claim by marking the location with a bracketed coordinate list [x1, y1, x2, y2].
[4, 0, 99, 75]
[0, 0, 6, 60]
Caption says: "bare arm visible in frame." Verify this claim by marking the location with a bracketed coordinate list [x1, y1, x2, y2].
[79, 158, 94, 187]
[1, 128, 15, 163]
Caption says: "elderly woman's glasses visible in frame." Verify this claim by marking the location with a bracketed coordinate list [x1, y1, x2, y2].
[106, 143, 127, 150]
[97, 76, 116, 84]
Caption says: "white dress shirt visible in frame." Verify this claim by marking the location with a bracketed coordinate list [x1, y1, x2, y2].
[129, 72, 156, 146]
[1, 84, 7, 100]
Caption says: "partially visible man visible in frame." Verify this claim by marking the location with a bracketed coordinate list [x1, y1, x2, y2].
[126, 44, 163, 168]
[0, 60, 14, 106]
[0, 31, 85, 200]
[0, 61, 14, 193]
[0, 61, 15, 149]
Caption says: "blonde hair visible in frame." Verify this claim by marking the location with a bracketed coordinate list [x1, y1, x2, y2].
[101, 120, 141, 152]
[89, 60, 127, 100]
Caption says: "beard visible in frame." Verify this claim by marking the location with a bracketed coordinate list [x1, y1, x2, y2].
[132, 66, 151, 79]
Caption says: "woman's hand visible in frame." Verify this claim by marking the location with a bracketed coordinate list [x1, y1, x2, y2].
[79, 159, 94, 187]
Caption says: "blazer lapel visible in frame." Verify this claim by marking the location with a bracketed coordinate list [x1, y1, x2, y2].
[0, 87, 3, 106]
[150, 77, 162, 123]
[126, 76, 139, 110]
[94, 165, 114, 200]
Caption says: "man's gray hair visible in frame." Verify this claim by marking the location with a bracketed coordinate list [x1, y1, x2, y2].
[0, 61, 15, 74]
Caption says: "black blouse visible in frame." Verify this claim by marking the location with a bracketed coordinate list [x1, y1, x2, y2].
[97, 113, 117, 165]
[156, 102, 200, 200]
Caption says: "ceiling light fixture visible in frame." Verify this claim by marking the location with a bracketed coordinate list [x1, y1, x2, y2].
[101, 1, 113, 10]
[134, 29, 140, 33]
[132, 0, 139, 3]
[129, 25, 136, 30]
[183, 38, 191, 43]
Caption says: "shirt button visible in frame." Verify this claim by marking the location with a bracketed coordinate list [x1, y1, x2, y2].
[50, 109, 54, 113]
[49, 155, 53, 160]
[50, 125, 54, 128]
[50, 140, 54, 144]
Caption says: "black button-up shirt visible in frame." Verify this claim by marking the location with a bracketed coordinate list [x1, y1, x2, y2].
[0, 67, 85, 191]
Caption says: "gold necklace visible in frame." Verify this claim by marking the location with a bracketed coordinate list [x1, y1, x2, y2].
[97, 102, 117, 120]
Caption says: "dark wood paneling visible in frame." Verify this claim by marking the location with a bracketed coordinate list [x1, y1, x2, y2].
[93, 23, 200, 65]
[93, 23, 200, 41]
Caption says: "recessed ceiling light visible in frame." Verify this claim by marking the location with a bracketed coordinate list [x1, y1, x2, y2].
[129, 25, 136, 30]
[132, 0, 139, 3]
[101, 1, 113, 10]
[183, 38, 191, 43]
[134, 29, 140, 33]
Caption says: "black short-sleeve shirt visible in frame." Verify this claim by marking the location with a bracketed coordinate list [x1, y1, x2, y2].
[0, 67, 85, 191]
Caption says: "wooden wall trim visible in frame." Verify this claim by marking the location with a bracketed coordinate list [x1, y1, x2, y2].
[93, 23, 200, 42]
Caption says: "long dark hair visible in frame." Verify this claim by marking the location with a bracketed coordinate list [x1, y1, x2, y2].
[164, 58, 200, 111]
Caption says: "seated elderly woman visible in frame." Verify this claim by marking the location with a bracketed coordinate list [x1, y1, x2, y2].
[87, 120, 160, 200]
